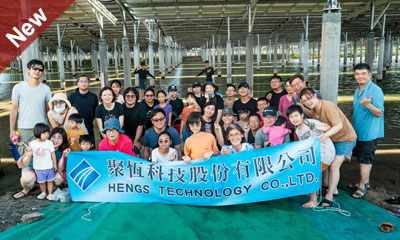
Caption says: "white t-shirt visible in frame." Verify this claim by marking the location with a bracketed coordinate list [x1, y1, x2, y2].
[296, 119, 335, 166]
[11, 81, 51, 129]
[30, 139, 55, 170]
[151, 147, 178, 163]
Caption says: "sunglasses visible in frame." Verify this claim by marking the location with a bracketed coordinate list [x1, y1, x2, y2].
[145, 94, 154, 97]
[158, 139, 170, 144]
[125, 95, 136, 99]
[53, 100, 65, 105]
[31, 66, 44, 72]
[152, 117, 165, 123]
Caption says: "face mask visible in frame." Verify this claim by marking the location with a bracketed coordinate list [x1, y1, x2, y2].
[54, 105, 65, 114]
[208, 93, 214, 98]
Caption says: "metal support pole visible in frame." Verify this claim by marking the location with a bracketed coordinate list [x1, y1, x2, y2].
[167, 37, 172, 73]
[114, 38, 119, 73]
[353, 40, 357, 66]
[148, 21, 154, 86]
[343, 32, 348, 66]
[360, 37, 363, 63]
[377, 15, 386, 80]
[396, 36, 399, 63]
[159, 30, 165, 78]
[70, 40, 76, 76]
[227, 17, 232, 83]
[281, 43, 285, 67]
[133, 22, 140, 86]
[212, 35, 216, 68]
[217, 34, 222, 76]
[317, 40, 321, 67]
[268, 39, 272, 62]
[273, 38, 278, 74]
[366, 32, 375, 69]
[56, 24, 65, 88]
[238, 40, 241, 64]
[99, 38, 109, 86]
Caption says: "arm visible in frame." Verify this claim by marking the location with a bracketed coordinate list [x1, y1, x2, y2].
[45, 101, 50, 121]
[133, 125, 144, 149]
[47, 111, 58, 129]
[196, 69, 205, 77]
[174, 144, 182, 160]
[9, 100, 18, 139]
[96, 118, 105, 138]
[168, 112, 172, 126]
[147, 70, 156, 79]
[51, 152, 58, 171]
[133, 68, 140, 74]
[320, 122, 343, 143]
[143, 146, 151, 161]
[316, 124, 331, 132]
[16, 146, 33, 169]
[214, 123, 225, 147]
[361, 96, 383, 118]
[215, 109, 222, 124]
[119, 115, 124, 128]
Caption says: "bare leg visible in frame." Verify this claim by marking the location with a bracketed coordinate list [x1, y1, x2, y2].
[13, 169, 36, 198]
[353, 163, 372, 197]
[39, 182, 47, 194]
[47, 181, 54, 195]
[322, 169, 329, 187]
[54, 172, 64, 189]
[323, 155, 345, 206]
[302, 192, 318, 208]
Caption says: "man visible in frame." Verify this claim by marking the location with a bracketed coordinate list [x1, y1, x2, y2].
[190, 81, 203, 107]
[122, 87, 146, 155]
[142, 88, 159, 131]
[224, 83, 236, 109]
[68, 74, 99, 141]
[167, 85, 184, 125]
[134, 62, 157, 100]
[289, 74, 322, 117]
[351, 63, 384, 199]
[265, 75, 287, 111]
[10, 59, 52, 155]
[196, 60, 214, 81]
[254, 107, 290, 149]
[143, 109, 182, 161]
[233, 82, 258, 117]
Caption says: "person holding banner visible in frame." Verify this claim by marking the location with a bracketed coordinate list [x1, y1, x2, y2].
[221, 124, 254, 155]
[299, 88, 357, 207]
[99, 118, 136, 157]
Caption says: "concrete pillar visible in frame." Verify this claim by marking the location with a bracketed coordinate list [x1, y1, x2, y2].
[268, 39, 272, 62]
[217, 35, 222, 76]
[56, 24, 65, 88]
[281, 43, 285, 67]
[46, 47, 51, 71]
[299, 35, 304, 68]
[353, 40, 357, 66]
[303, 39, 309, 81]
[312, 42, 315, 64]
[21, 39, 40, 81]
[396, 37, 399, 63]
[99, 39, 109, 86]
[70, 40, 76, 76]
[317, 41, 321, 67]
[343, 32, 348, 66]
[114, 38, 119, 73]
[360, 37, 363, 63]
[159, 31, 165, 78]
[212, 35, 216, 68]
[383, 33, 390, 71]
[273, 39, 278, 74]
[227, 17, 232, 83]
[320, 2, 341, 104]
[122, 38, 131, 87]
[246, 34, 253, 88]
[377, 37, 385, 80]
[166, 37, 172, 73]
[238, 40, 241, 64]
[148, 22, 154, 86]
[257, 34, 261, 71]
[366, 32, 375, 69]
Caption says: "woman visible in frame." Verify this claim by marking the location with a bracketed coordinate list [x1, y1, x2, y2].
[96, 86, 124, 138]
[299, 88, 357, 207]
[279, 80, 295, 130]
[110, 80, 125, 104]
[221, 124, 254, 155]
[47, 93, 88, 133]
[142, 88, 159, 130]
[13, 127, 69, 199]
[214, 108, 235, 147]
[99, 118, 136, 156]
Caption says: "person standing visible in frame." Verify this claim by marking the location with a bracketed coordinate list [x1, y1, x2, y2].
[68, 74, 99, 141]
[167, 85, 184, 126]
[134, 62, 157, 100]
[142, 88, 159, 131]
[351, 63, 384, 199]
[233, 82, 258, 116]
[196, 60, 214, 81]
[265, 75, 287, 111]
[224, 83, 236, 109]
[289, 74, 322, 118]
[10, 59, 52, 155]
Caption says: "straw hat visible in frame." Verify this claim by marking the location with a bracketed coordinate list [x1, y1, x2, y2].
[48, 93, 72, 110]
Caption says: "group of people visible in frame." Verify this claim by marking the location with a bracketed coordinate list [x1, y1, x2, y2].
[10, 59, 384, 209]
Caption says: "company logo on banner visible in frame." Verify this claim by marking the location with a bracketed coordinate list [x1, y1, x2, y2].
[67, 138, 321, 206]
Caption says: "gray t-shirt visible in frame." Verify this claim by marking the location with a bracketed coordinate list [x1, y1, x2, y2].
[11, 81, 51, 128]
[254, 127, 290, 147]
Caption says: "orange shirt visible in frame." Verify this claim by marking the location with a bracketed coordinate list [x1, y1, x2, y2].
[181, 105, 197, 124]
[184, 132, 218, 160]
[66, 128, 85, 151]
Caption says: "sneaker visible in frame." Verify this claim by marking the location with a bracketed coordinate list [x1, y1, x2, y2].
[37, 192, 47, 200]
[46, 194, 55, 201]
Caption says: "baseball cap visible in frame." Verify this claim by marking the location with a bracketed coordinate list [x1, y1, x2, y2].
[262, 107, 277, 117]
[168, 85, 178, 92]
[192, 81, 201, 88]
[222, 108, 234, 116]
[238, 82, 250, 89]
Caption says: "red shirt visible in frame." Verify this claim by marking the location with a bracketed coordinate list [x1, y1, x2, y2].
[99, 134, 136, 156]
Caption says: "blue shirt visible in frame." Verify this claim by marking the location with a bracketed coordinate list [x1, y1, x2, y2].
[143, 126, 182, 149]
[353, 80, 384, 141]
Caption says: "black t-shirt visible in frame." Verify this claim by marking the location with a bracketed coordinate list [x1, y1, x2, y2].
[95, 102, 124, 128]
[202, 117, 216, 137]
[134, 68, 155, 80]
[169, 98, 184, 123]
[197, 67, 215, 81]
[233, 98, 258, 115]
[122, 102, 147, 141]
[68, 88, 99, 132]
[266, 89, 287, 111]
[142, 99, 160, 130]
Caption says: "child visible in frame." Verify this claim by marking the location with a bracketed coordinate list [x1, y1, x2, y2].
[79, 135, 95, 151]
[66, 113, 85, 151]
[183, 112, 219, 163]
[237, 108, 250, 127]
[180, 92, 200, 141]
[263, 116, 291, 146]
[151, 131, 178, 163]
[154, 90, 173, 126]
[287, 105, 335, 208]
[30, 123, 58, 201]
[110, 80, 124, 104]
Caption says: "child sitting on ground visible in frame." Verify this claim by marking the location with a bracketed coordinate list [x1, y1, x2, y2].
[66, 113, 85, 151]
[287, 105, 335, 208]
[79, 135, 95, 151]
[263, 116, 292, 146]
[30, 123, 58, 201]
[151, 131, 178, 163]
[180, 92, 200, 141]
[183, 112, 219, 163]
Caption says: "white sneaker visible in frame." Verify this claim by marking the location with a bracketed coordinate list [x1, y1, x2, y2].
[46, 194, 55, 201]
[37, 192, 47, 200]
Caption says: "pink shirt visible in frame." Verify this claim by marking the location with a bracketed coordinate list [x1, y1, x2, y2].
[278, 94, 294, 129]
[99, 134, 136, 156]
[263, 126, 291, 146]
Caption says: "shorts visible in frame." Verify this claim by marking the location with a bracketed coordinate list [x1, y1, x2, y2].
[139, 79, 147, 90]
[353, 139, 378, 164]
[35, 169, 56, 183]
[17, 128, 35, 156]
[333, 140, 356, 160]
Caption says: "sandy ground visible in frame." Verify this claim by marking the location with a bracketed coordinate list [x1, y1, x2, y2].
[1, 152, 399, 233]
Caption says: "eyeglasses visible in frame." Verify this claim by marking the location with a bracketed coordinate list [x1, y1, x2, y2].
[145, 94, 154, 97]
[152, 117, 165, 123]
[158, 139, 170, 144]
[126, 95, 136, 99]
[31, 66, 44, 72]
[271, 80, 280, 84]
[300, 98, 313, 104]
[53, 100, 65, 105]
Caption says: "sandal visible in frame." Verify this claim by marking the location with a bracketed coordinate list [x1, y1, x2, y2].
[388, 209, 400, 218]
[379, 222, 395, 233]
[347, 182, 371, 190]
[318, 187, 339, 197]
[318, 198, 334, 207]
[12, 191, 27, 199]
[351, 187, 367, 199]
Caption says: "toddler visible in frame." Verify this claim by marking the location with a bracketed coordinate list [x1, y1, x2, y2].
[263, 116, 291, 146]
[66, 113, 85, 151]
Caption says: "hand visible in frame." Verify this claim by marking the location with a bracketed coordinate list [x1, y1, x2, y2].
[360, 96, 372, 107]
[266, 93, 272, 101]
[133, 141, 142, 150]
[214, 122, 221, 130]
[9, 130, 16, 141]
[203, 151, 214, 160]
[101, 133, 106, 139]
[170, 151, 176, 161]
[319, 133, 328, 144]
[222, 147, 230, 155]
[263, 141, 270, 147]
[53, 163, 58, 171]
[16, 159, 23, 168]
[23, 143, 32, 156]
[188, 87, 193, 93]
[183, 156, 191, 163]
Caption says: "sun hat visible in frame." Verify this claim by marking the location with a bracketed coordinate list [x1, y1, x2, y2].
[48, 93, 71, 110]
[201, 81, 219, 92]
[102, 118, 125, 134]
